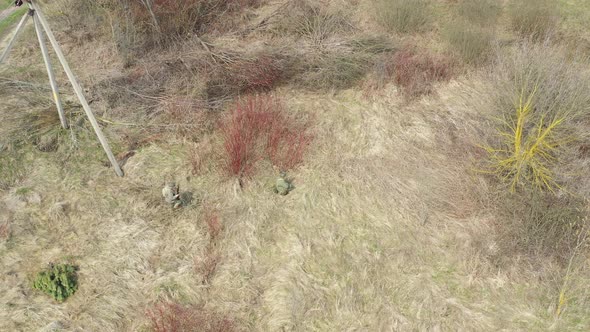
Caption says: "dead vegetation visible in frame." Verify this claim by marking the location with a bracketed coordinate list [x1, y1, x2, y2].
[221, 94, 312, 179]
[386, 45, 454, 98]
[1, 0, 590, 331]
[147, 301, 238, 332]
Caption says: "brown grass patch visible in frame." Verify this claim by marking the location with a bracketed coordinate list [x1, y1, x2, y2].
[385, 46, 454, 98]
[146, 301, 238, 332]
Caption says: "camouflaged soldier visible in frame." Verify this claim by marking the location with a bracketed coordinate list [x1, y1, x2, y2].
[274, 172, 294, 196]
[162, 182, 182, 208]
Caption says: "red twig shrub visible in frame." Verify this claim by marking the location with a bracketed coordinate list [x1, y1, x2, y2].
[194, 207, 223, 283]
[221, 95, 312, 178]
[0, 222, 9, 240]
[146, 301, 236, 332]
[390, 47, 453, 98]
[204, 208, 222, 240]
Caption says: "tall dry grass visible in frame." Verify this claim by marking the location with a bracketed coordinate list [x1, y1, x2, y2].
[456, 0, 501, 27]
[443, 20, 495, 65]
[508, 0, 559, 40]
[444, 0, 499, 65]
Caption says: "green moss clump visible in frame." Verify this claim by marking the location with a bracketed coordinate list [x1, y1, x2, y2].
[33, 263, 78, 302]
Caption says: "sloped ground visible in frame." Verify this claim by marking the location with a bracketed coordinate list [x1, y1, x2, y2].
[1, 82, 585, 330]
[0, 1, 589, 331]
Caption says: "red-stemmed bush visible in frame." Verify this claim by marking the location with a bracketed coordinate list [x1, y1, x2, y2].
[0, 222, 9, 240]
[221, 95, 312, 178]
[204, 207, 222, 241]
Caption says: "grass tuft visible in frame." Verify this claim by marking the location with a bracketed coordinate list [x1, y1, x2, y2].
[374, 0, 431, 34]
[443, 20, 495, 65]
[508, 0, 559, 40]
[456, 0, 501, 27]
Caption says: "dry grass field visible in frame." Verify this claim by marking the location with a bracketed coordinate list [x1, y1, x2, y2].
[1, 0, 590, 331]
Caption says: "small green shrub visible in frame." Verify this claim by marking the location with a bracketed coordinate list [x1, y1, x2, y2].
[33, 263, 78, 302]
[375, 0, 431, 34]
[508, 0, 559, 40]
[443, 19, 495, 65]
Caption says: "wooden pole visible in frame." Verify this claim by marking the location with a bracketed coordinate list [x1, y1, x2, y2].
[0, 9, 31, 64]
[32, 13, 68, 129]
[30, 1, 124, 177]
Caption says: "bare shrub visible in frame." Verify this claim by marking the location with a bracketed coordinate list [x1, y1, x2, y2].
[477, 43, 590, 269]
[374, 0, 432, 34]
[146, 301, 237, 332]
[204, 208, 222, 241]
[508, 0, 559, 40]
[0, 222, 10, 241]
[204, 50, 290, 107]
[99, 0, 261, 55]
[481, 42, 590, 193]
[223, 53, 286, 93]
[384, 46, 453, 98]
[136, 0, 260, 38]
[221, 95, 312, 179]
[299, 52, 372, 90]
[221, 96, 276, 177]
[271, 0, 350, 45]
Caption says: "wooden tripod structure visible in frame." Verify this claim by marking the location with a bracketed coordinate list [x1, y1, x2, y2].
[0, 0, 124, 176]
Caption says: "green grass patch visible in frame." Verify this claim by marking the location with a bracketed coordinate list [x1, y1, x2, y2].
[2, 0, 13, 10]
[0, 7, 27, 36]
